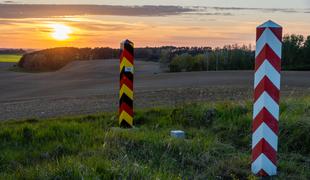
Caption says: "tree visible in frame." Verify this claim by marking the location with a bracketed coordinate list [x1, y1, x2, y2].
[282, 34, 304, 70]
[303, 36, 310, 69]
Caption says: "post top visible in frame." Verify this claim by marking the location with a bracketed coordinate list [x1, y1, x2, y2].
[258, 20, 282, 28]
[122, 39, 133, 45]
[120, 39, 134, 50]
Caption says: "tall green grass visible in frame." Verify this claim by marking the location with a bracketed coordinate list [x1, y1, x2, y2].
[0, 98, 309, 179]
[0, 54, 21, 63]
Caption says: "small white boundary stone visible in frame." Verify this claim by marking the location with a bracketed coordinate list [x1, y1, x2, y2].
[170, 130, 185, 139]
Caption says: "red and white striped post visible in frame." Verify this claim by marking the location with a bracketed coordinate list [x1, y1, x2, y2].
[252, 20, 282, 176]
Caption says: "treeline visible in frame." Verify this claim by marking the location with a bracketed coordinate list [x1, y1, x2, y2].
[18, 47, 167, 71]
[165, 45, 253, 72]
[0, 49, 26, 55]
[164, 34, 310, 72]
[17, 46, 169, 71]
[18, 34, 310, 72]
[283, 35, 310, 70]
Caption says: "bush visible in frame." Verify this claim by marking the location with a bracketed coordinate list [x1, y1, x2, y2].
[18, 47, 81, 71]
[18, 47, 118, 72]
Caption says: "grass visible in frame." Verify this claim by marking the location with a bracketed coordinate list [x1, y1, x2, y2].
[0, 98, 309, 179]
[0, 54, 21, 63]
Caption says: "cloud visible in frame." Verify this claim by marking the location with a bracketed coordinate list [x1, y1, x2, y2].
[0, 4, 192, 18]
[0, 4, 308, 19]
[73, 22, 146, 32]
[182, 6, 310, 17]
[3, 0, 17, 3]
[202, 6, 309, 14]
[185, 12, 233, 16]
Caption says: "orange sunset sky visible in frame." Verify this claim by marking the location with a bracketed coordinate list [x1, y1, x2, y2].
[0, 0, 309, 49]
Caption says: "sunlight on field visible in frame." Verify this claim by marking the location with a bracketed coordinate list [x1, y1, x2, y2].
[0, 55, 21, 63]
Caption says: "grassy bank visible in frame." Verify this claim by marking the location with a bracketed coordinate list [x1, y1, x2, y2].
[0, 55, 21, 63]
[0, 98, 309, 179]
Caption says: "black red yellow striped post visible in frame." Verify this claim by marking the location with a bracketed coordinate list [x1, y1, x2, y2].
[119, 39, 134, 128]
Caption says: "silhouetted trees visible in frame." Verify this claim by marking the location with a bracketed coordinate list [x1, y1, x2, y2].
[0, 49, 26, 55]
[167, 34, 310, 72]
[19, 47, 81, 71]
[282, 34, 310, 70]
[17, 34, 310, 72]
[168, 45, 254, 72]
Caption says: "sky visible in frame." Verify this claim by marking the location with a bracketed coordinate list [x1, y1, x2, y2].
[2, 0, 310, 8]
[0, 0, 309, 49]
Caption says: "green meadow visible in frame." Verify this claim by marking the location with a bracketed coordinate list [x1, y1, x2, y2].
[0, 54, 21, 63]
[0, 98, 309, 179]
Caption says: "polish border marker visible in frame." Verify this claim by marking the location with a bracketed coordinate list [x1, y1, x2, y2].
[252, 20, 282, 176]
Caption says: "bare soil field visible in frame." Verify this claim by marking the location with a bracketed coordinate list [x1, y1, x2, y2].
[0, 60, 310, 120]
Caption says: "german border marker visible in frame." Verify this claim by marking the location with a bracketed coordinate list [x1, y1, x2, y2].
[252, 20, 282, 176]
[119, 39, 134, 128]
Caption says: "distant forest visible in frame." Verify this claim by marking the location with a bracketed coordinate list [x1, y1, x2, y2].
[164, 34, 310, 72]
[0, 49, 26, 55]
[17, 34, 310, 72]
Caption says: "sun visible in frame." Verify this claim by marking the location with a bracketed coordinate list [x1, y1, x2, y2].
[50, 24, 72, 41]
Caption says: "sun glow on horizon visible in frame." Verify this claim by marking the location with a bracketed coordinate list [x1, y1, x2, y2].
[50, 24, 72, 41]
